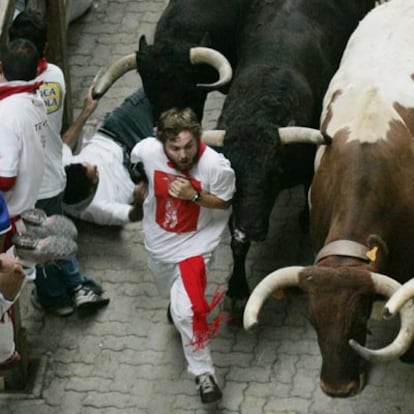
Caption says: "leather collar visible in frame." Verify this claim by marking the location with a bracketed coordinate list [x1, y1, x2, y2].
[315, 240, 371, 264]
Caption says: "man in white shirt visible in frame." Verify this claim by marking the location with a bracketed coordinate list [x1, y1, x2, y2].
[131, 108, 235, 405]
[0, 38, 47, 368]
[62, 87, 153, 225]
[0, 38, 47, 247]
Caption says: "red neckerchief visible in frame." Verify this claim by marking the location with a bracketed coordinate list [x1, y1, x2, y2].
[0, 81, 43, 101]
[179, 255, 229, 350]
[166, 140, 207, 176]
[36, 58, 48, 76]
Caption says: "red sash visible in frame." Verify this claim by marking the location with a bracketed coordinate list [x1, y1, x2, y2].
[179, 255, 229, 350]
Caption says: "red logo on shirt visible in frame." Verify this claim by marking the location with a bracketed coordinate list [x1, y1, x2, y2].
[154, 170, 201, 233]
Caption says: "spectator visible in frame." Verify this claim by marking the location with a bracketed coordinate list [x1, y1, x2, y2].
[130, 108, 236, 405]
[0, 38, 46, 246]
[9, 10, 110, 317]
[61, 86, 153, 226]
[0, 36, 45, 366]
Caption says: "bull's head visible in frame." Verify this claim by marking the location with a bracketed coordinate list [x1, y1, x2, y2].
[202, 127, 330, 242]
[92, 35, 232, 122]
[243, 266, 414, 397]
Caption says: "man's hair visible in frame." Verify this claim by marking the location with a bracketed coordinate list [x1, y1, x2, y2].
[1, 38, 39, 81]
[8, 10, 47, 57]
[63, 164, 94, 205]
[156, 107, 202, 143]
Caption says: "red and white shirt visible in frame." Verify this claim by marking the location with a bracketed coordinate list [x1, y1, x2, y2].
[131, 137, 235, 262]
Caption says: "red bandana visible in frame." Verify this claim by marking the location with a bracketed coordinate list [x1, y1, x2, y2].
[36, 58, 48, 76]
[179, 255, 229, 350]
[0, 81, 43, 101]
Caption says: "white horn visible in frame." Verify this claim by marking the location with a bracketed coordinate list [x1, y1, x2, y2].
[93, 53, 137, 98]
[243, 266, 303, 331]
[202, 130, 225, 147]
[349, 272, 414, 362]
[383, 278, 414, 319]
[278, 127, 331, 145]
[189, 47, 232, 89]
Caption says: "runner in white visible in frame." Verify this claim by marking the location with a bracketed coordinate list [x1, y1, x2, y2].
[131, 107, 235, 405]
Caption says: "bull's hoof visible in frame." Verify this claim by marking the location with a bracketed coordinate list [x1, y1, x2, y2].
[223, 295, 248, 324]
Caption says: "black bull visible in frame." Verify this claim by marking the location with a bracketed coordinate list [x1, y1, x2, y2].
[203, 0, 377, 301]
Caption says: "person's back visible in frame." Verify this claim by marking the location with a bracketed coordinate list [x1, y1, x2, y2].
[0, 38, 47, 218]
[9, 10, 66, 201]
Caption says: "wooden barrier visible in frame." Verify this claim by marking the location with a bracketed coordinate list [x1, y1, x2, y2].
[0, 0, 16, 48]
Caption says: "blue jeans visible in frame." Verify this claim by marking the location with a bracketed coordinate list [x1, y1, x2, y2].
[34, 193, 103, 308]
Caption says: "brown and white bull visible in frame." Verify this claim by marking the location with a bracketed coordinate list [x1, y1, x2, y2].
[243, 0, 414, 398]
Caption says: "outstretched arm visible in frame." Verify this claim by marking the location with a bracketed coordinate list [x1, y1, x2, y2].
[62, 85, 99, 150]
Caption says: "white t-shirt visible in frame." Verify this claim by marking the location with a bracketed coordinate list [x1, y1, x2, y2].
[62, 133, 135, 225]
[131, 137, 235, 262]
[36, 63, 67, 200]
[0, 83, 47, 217]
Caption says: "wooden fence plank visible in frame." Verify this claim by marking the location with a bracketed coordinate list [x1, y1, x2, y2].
[0, 0, 16, 48]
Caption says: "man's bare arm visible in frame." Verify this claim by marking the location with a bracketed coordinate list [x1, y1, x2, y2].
[62, 85, 98, 150]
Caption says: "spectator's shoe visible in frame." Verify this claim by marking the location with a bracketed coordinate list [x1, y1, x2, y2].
[12, 233, 78, 265]
[195, 373, 223, 405]
[31, 289, 75, 317]
[21, 208, 78, 240]
[0, 351, 21, 370]
[72, 285, 110, 310]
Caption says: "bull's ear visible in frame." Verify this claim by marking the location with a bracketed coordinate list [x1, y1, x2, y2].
[200, 32, 212, 48]
[138, 35, 149, 53]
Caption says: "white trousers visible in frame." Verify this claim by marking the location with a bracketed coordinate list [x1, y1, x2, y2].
[147, 254, 215, 377]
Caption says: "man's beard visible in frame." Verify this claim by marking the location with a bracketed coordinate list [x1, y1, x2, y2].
[173, 156, 196, 172]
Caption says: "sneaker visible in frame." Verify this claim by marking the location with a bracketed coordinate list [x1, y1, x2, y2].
[72, 285, 110, 310]
[195, 373, 223, 404]
[0, 351, 21, 370]
[31, 288, 75, 317]
[13, 233, 78, 265]
[21, 208, 78, 240]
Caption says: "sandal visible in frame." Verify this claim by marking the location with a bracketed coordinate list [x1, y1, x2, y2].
[12, 233, 78, 265]
[21, 208, 78, 240]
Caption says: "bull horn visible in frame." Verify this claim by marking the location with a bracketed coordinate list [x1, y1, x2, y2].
[243, 266, 303, 331]
[349, 272, 414, 362]
[189, 47, 232, 89]
[383, 278, 414, 319]
[92, 53, 137, 99]
[278, 127, 332, 145]
[202, 130, 225, 146]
